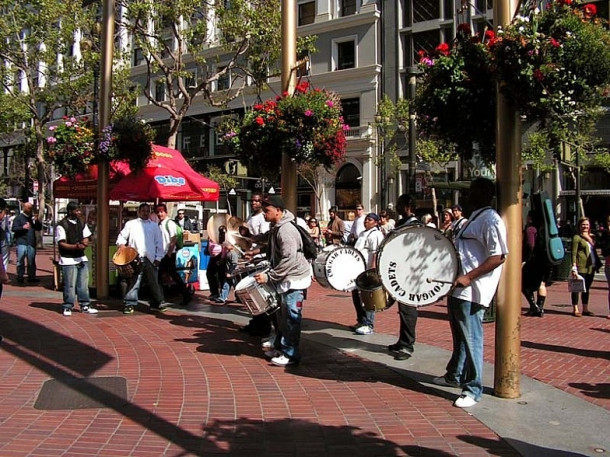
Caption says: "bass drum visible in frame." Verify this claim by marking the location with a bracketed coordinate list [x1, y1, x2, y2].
[377, 225, 458, 307]
[313, 245, 366, 292]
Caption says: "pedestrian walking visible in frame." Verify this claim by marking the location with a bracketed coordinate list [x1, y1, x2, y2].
[570, 217, 600, 317]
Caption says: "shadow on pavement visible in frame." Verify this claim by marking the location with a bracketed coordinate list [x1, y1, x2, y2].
[521, 340, 610, 360]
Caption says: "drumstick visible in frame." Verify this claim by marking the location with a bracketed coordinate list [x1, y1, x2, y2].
[426, 278, 454, 285]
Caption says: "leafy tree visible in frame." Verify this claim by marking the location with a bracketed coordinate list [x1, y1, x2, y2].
[0, 0, 94, 210]
[119, 0, 312, 149]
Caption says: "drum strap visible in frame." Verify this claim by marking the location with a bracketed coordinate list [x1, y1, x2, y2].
[455, 207, 492, 240]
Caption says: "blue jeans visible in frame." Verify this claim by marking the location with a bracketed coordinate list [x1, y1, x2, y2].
[446, 297, 485, 401]
[220, 277, 234, 301]
[16, 244, 36, 280]
[351, 289, 375, 327]
[278, 289, 304, 361]
[62, 262, 91, 310]
[124, 258, 164, 307]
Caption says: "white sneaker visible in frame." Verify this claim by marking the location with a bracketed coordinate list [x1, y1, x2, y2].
[453, 395, 478, 408]
[81, 306, 98, 314]
[355, 325, 373, 335]
[271, 354, 296, 366]
[261, 335, 276, 350]
[62, 308, 72, 316]
[264, 350, 281, 359]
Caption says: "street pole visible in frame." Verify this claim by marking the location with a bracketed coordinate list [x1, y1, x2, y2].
[494, 0, 521, 399]
[407, 67, 419, 195]
[281, 0, 297, 214]
[95, 0, 115, 298]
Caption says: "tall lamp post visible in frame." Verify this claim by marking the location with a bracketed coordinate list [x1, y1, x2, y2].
[95, 0, 115, 298]
[281, 0, 297, 213]
[407, 66, 420, 195]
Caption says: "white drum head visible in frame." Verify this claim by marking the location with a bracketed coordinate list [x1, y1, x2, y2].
[236, 275, 256, 291]
[314, 246, 366, 291]
[377, 225, 458, 307]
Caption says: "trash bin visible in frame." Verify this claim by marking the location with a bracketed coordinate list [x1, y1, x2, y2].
[553, 238, 572, 281]
[483, 295, 496, 323]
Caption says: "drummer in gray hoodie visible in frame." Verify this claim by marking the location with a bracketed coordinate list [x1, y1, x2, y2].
[254, 195, 311, 367]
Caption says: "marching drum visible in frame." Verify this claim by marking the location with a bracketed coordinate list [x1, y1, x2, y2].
[356, 269, 388, 312]
[313, 246, 366, 292]
[377, 225, 458, 307]
[235, 275, 279, 316]
[231, 260, 270, 283]
[112, 246, 141, 278]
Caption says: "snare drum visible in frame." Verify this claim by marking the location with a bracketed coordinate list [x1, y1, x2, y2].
[231, 261, 270, 283]
[112, 246, 141, 278]
[377, 225, 458, 307]
[235, 275, 279, 316]
[313, 246, 366, 291]
[356, 269, 388, 312]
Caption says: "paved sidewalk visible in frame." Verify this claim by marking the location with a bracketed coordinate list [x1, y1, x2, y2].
[0, 247, 608, 456]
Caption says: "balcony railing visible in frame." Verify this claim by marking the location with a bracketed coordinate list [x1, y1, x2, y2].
[344, 125, 371, 138]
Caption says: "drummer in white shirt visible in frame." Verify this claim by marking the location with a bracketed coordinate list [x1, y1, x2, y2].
[116, 203, 167, 314]
[352, 213, 385, 335]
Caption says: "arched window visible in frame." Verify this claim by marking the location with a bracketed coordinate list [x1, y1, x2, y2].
[335, 163, 361, 217]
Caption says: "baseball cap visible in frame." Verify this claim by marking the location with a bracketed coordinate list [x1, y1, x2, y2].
[365, 212, 380, 222]
[262, 195, 285, 210]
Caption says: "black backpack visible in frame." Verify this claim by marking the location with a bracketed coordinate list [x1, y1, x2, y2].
[291, 221, 319, 260]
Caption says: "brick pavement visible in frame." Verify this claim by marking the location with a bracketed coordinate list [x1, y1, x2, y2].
[0, 246, 608, 456]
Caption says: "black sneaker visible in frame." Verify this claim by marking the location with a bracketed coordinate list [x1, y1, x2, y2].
[388, 343, 402, 353]
[432, 376, 461, 388]
[16, 278, 24, 284]
[394, 348, 413, 360]
[181, 295, 193, 307]
[123, 306, 135, 314]
[27, 278, 40, 283]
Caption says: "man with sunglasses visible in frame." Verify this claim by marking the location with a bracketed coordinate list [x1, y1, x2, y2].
[174, 209, 194, 232]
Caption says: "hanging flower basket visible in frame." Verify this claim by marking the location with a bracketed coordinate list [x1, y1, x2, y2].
[414, 1, 610, 164]
[45, 117, 95, 178]
[490, 1, 610, 122]
[98, 116, 155, 174]
[46, 115, 155, 178]
[218, 82, 348, 178]
[414, 25, 497, 163]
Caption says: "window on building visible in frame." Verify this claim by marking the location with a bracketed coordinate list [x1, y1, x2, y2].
[341, 98, 360, 127]
[296, 50, 310, 78]
[335, 39, 356, 70]
[340, 0, 357, 17]
[335, 163, 362, 217]
[133, 47, 145, 66]
[299, 1, 315, 25]
[217, 66, 231, 91]
[413, 0, 440, 22]
[155, 82, 166, 102]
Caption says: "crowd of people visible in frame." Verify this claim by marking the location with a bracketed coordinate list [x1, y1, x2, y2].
[2, 177, 609, 410]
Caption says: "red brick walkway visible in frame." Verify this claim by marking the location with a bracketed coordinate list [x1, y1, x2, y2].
[0, 246, 608, 456]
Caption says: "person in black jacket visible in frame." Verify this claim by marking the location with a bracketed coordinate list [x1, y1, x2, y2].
[56, 202, 98, 316]
[12, 202, 42, 284]
[174, 209, 194, 232]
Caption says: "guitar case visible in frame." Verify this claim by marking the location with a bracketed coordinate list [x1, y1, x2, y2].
[532, 192, 565, 265]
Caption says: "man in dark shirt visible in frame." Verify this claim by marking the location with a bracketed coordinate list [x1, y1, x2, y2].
[12, 202, 42, 284]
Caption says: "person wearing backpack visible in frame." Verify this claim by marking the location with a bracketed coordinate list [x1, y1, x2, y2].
[255, 195, 311, 367]
[156, 203, 192, 307]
